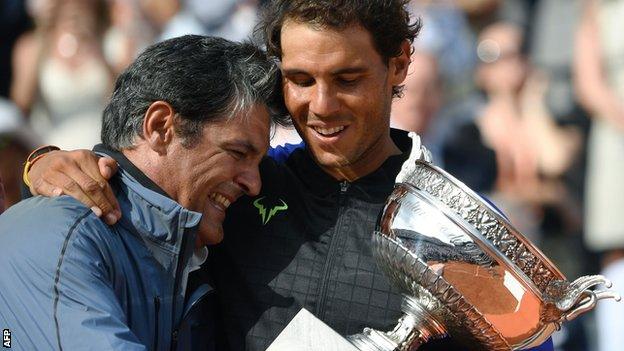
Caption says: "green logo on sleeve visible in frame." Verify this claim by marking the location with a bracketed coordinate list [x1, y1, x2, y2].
[253, 196, 288, 225]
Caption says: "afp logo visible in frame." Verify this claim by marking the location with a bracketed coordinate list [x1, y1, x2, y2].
[2, 329, 10, 348]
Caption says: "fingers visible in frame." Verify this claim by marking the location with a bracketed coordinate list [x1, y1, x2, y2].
[98, 157, 118, 180]
[71, 153, 121, 223]
[33, 170, 97, 211]
[96, 157, 122, 222]
[28, 150, 64, 196]
[30, 178, 63, 199]
[28, 150, 121, 225]
[63, 162, 120, 225]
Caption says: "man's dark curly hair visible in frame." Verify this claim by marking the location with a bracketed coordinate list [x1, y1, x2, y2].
[256, 0, 422, 97]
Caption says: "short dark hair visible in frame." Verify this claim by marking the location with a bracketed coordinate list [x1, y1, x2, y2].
[256, 0, 422, 96]
[101, 35, 288, 149]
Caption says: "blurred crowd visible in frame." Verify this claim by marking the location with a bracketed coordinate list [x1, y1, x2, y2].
[1, 0, 623, 350]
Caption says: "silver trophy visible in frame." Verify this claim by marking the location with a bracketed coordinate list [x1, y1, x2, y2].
[346, 133, 621, 350]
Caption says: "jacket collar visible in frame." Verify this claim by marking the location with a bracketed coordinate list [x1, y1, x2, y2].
[93, 144, 202, 248]
[93, 144, 170, 198]
[290, 129, 411, 201]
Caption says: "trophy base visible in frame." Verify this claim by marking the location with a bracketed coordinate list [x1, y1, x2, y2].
[348, 296, 448, 351]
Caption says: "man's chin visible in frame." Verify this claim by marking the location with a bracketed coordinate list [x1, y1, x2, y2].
[312, 152, 353, 171]
[196, 220, 224, 246]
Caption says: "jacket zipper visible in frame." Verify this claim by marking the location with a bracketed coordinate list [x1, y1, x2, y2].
[315, 181, 350, 318]
[154, 296, 161, 350]
[170, 218, 191, 351]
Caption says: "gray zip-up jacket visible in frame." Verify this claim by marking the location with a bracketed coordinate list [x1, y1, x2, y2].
[0, 162, 208, 350]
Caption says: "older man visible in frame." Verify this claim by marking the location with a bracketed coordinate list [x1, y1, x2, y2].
[0, 35, 286, 350]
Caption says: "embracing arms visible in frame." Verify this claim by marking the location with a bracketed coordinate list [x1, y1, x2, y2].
[25, 149, 122, 224]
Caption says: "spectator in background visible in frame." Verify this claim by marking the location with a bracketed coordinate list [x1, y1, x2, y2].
[525, 0, 586, 128]
[0, 0, 31, 98]
[104, 0, 158, 75]
[10, 0, 113, 149]
[443, 21, 531, 196]
[391, 51, 444, 161]
[133, 0, 184, 39]
[516, 0, 590, 249]
[483, 22, 580, 195]
[186, 0, 258, 41]
[391, 52, 441, 135]
[443, 21, 581, 240]
[408, 0, 477, 109]
[157, 0, 260, 42]
[493, 3, 594, 349]
[102, 0, 261, 75]
[401, 0, 481, 168]
[475, 22, 538, 194]
[501, 0, 591, 237]
[574, 1, 624, 349]
[0, 98, 40, 209]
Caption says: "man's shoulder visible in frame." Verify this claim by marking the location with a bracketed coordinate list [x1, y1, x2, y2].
[0, 197, 125, 350]
[267, 141, 305, 165]
[260, 146, 308, 189]
[0, 196, 113, 265]
[1, 195, 101, 231]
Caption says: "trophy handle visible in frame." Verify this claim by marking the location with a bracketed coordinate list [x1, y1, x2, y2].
[396, 132, 433, 184]
[348, 297, 447, 351]
[554, 275, 621, 323]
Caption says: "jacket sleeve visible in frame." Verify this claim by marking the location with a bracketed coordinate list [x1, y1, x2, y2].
[51, 226, 147, 350]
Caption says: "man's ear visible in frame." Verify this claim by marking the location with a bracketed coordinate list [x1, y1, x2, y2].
[389, 40, 412, 85]
[142, 101, 176, 155]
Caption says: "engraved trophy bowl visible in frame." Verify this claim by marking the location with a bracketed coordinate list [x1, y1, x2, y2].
[348, 135, 620, 351]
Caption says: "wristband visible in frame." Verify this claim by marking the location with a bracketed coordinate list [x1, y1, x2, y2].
[23, 145, 60, 188]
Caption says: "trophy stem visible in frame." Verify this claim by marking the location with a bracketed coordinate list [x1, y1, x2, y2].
[348, 296, 447, 351]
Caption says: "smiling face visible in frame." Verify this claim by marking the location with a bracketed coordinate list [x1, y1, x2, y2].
[280, 21, 410, 181]
[168, 104, 270, 245]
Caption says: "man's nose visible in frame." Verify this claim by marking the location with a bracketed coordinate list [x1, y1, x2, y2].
[235, 166, 262, 197]
[309, 83, 340, 117]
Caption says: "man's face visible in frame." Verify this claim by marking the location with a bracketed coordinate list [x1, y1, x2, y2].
[169, 104, 270, 245]
[280, 21, 409, 180]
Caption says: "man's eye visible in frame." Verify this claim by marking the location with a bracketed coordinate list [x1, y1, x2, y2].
[229, 150, 246, 159]
[338, 76, 359, 86]
[289, 76, 314, 87]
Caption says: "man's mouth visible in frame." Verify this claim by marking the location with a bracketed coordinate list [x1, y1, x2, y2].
[312, 125, 346, 137]
[209, 193, 232, 211]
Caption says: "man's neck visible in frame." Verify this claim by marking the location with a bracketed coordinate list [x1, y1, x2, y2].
[121, 146, 176, 200]
[321, 134, 401, 182]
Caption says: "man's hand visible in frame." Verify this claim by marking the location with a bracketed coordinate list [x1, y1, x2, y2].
[29, 150, 121, 224]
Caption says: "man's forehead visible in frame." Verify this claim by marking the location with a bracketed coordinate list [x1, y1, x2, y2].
[280, 20, 376, 50]
[223, 108, 270, 150]
[280, 21, 381, 71]
[223, 138, 265, 154]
